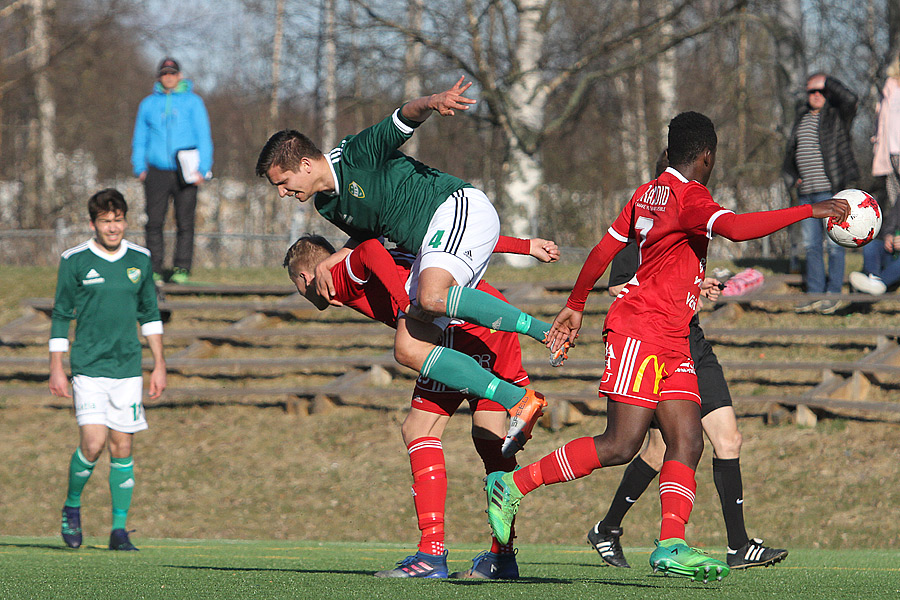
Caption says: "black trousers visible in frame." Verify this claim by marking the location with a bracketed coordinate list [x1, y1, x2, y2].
[143, 166, 198, 273]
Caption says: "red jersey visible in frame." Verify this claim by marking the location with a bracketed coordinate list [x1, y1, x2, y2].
[566, 167, 814, 356]
[572, 168, 732, 355]
[328, 239, 527, 385]
[330, 239, 413, 328]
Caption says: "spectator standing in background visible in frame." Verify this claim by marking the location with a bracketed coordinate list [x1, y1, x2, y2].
[782, 73, 859, 314]
[131, 57, 213, 284]
[850, 54, 900, 297]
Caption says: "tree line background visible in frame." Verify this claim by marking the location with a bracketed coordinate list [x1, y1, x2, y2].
[1, 0, 899, 265]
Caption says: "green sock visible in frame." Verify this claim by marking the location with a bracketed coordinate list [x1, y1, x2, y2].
[109, 456, 135, 530]
[421, 346, 527, 411]
[65, 447, 97, 507]
[446, 286, 552, 343]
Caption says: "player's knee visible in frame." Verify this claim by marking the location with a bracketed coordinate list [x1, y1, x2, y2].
[684, 434, 704, 464]
[594, 434, 642, 466]
[108, 441, 132, 458]
[399, 420, 415, 446]
[393, 344, 419, 371]
[80, 443, 104, 463]
[416, 293, 447, 316]
[713, 429, 742, 458]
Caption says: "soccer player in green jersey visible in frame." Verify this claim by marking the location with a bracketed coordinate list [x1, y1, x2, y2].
[256, 77, 566, 455]
[49, 188, 166, 551]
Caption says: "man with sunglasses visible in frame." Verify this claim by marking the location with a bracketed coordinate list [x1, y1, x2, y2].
[783, 73, 859, 314]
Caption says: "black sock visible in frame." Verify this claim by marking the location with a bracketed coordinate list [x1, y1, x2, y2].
[713, 457, 750, 550]
[600, 456, 658, 528]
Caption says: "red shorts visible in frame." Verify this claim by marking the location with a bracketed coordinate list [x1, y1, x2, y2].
[598, 331, 700, 409]
[411, 324, 529, 416]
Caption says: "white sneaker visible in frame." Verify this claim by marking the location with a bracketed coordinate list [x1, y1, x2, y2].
[849, 272, 886, 295]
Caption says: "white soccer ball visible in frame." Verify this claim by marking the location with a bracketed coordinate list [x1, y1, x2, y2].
[825, 188, 882, 248]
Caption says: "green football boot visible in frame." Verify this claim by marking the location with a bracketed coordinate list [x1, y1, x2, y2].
[485, 469, 522, 545]
[649, 538, 730, 583]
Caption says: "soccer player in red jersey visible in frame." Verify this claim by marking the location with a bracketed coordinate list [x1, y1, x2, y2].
[284, 234, 557, 579]
[486, 111, 850, 583]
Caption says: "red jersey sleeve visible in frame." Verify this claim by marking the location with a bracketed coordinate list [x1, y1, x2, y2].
[348, 239, 411, 311]
[711, 205, 813, 241]
[565, 233, 628, 311]
[677, 182, 734, 238]
[493, 236, 531, 255]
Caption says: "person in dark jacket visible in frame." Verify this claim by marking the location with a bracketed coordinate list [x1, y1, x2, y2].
[131, 57, 213, 284]
[782, 73, 859, 314]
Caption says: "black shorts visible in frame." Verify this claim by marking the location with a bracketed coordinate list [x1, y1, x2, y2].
[649, 314, 732, 428]
[689, 314, 732, 418]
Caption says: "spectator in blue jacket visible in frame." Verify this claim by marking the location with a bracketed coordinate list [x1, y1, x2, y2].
[131, 57, 213, 284]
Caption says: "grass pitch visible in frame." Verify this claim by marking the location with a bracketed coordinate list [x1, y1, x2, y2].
[1, 537, 897, 600]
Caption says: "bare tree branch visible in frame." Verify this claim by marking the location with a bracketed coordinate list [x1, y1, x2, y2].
[543, 1, 748, 137]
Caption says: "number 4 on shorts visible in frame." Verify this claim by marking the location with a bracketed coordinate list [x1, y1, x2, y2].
[428, 230, 445, 249]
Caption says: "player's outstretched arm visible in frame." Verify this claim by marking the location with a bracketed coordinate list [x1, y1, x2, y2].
[713, 198, 849, 242]
[493, 236, 559, 262]
[401, 76, 476, 122]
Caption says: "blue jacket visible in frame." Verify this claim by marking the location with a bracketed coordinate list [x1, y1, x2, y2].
[131, 79, 213, 177]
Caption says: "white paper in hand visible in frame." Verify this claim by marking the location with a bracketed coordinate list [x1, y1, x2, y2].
[176, 148, 201, 184]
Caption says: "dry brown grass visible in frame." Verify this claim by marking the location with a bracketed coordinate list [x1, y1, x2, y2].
[2, 401, 898, 550]
[2, 263, 899, 551]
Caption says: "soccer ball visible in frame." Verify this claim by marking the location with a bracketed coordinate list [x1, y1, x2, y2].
[825, 189, 882, 248]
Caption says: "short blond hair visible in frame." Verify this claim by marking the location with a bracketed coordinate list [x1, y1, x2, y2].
[283, 235, 335, 281]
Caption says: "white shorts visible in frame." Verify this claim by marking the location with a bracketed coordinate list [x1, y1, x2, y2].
[406, 188, 500, 329]
[72, 375, 148, 433]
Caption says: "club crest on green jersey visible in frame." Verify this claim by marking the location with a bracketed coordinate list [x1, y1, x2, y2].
[349, 181, 365, 198]
[127, 267, 142, 284]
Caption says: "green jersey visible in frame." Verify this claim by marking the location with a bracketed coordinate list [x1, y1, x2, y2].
[314, 109, 472, 252]
[50, 239, 161, 378]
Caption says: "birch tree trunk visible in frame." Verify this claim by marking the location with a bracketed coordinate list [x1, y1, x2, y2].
[268, 0, 285, 135]
[501, 0, 547, 266]
[29, 0, 56, 224]
[657, 10, 676, 147]
[402, 0, 422, 157]
[775, 0, 803, 271]
[322, 0, 338, 151]
[614, 1, 648, 186]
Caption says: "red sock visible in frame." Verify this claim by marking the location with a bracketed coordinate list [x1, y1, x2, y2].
[408, 437, 447, 556]
[490, 525, 516, 554]
[659, 460, 696, 541]
[513, 437, 601, 494]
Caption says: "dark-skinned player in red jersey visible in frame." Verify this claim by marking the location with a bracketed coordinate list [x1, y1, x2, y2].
[284, 234, 558, 579]
[485, 111, 850, 583]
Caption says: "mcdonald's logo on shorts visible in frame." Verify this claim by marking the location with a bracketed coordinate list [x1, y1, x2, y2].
[633, 354, 666, 395]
